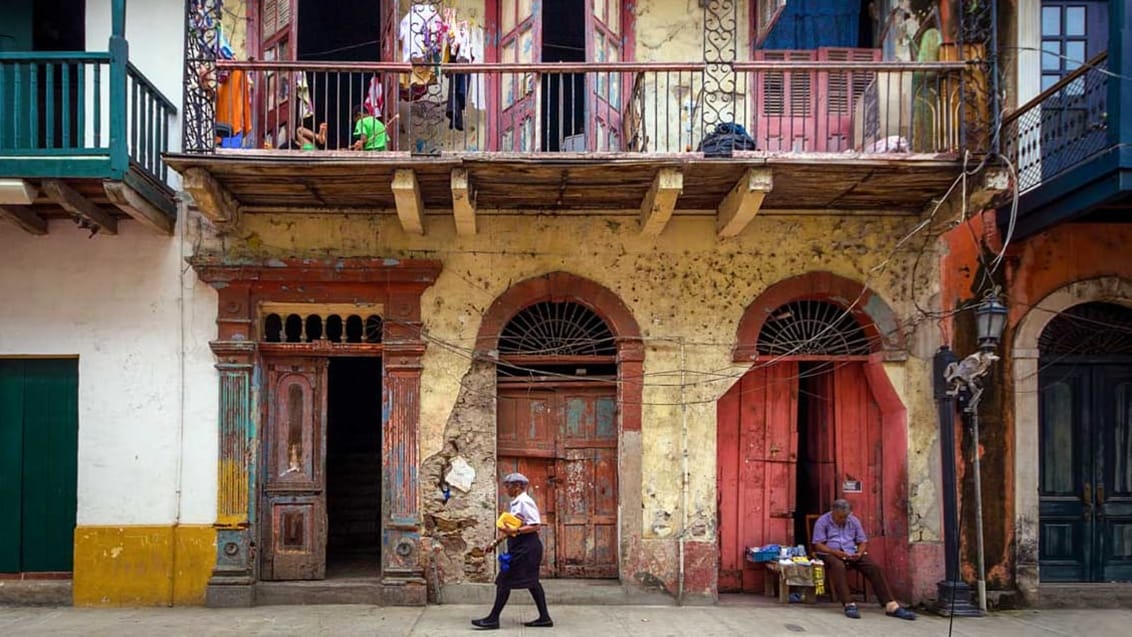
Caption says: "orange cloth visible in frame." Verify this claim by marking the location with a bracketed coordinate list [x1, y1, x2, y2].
[216, 69, 252, 136]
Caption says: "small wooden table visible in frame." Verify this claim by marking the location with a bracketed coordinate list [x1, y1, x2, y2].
[763, 561, 820, 604]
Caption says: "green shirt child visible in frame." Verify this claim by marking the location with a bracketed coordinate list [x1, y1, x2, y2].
[352, 106, 388, 151]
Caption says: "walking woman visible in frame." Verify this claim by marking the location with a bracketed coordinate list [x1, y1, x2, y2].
[472, 473, 554, 629]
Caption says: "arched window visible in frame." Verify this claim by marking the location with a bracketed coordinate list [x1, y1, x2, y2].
[1039, 302, 1132, 356]
[756, 299, 873, 356]
[499, 301, 616, 356]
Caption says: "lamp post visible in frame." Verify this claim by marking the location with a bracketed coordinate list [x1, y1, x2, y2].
[933, 294, 1007, 617]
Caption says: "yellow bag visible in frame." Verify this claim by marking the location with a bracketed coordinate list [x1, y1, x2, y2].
[496, 512, 522, 532]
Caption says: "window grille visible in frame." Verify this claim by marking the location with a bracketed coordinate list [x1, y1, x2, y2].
[756, 300, 873, 356]
[499, 301, 616, 356]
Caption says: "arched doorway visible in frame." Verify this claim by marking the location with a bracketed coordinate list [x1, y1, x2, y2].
[477, 272, 644, 581]
[719, 273, 909, 595]
[1036, 302, 1132, 583]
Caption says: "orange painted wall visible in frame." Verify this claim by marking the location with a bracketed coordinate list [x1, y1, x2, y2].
[939, 218, 1132, 593]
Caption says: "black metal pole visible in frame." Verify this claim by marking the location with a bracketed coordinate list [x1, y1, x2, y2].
[933, 346, 982, 616]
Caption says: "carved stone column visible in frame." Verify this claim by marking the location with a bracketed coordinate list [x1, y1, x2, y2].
[380, 289, 429, 604]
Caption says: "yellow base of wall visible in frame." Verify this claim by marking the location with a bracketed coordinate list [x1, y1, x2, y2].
[73, 525, 216, 606]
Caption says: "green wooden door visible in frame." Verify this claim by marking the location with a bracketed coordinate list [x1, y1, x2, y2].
[1039, 362, 1132, 582]
[0, 359, 79, 573]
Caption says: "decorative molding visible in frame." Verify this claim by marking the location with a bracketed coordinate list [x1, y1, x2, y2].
[717, 168, 772, 238]
[392, 169, 425, 235]
[182, 167, 240, 229]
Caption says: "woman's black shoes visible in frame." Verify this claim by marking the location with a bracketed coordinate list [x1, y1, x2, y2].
[523, 618, 554, 627]
[471, 618, 500, 630]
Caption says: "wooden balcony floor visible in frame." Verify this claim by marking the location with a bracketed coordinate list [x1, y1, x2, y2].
[165, 151, 965, 216]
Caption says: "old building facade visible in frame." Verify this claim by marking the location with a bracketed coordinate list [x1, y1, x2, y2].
[0, 0, 1054, 609]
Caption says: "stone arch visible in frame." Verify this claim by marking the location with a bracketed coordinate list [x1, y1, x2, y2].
[476, 271, 644, 582]
[1011, 276, 1132, 604]
[732, 271, 904, 362]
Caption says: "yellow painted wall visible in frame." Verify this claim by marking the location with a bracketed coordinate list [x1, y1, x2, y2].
[201, 210, 944, 556]
[73, 525, 215, 606]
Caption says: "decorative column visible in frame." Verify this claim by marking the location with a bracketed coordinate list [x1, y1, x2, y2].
[380, 287, 429, 605]
[204, 282, 259, 607]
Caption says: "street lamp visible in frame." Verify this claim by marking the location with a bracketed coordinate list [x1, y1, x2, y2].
[975, 296, 1008, 351]
[933, 293, 1006, 617]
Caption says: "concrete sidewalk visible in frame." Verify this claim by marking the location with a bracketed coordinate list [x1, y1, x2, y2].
[2, 601, 1129, 637]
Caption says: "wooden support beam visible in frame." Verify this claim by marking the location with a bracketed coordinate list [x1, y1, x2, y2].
[0, 179, 39, 205]
[639, 168, 684, 236]
[104, 181, 174, 235]
[41, 179, 119, 235]
[450, 168, 476, 236]
[717, 168, 773, 238]
[0, 205, 49, 235]
[182, 167, 239, 228]
[392, 168, 425, 235]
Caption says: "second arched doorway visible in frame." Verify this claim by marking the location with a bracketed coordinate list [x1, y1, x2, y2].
[718, 275, 908, 596]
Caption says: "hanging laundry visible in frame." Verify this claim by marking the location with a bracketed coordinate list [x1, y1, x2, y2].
[364, 75, 384, 119]
[399, 3, 443, 102]
[467, 25, 486, 111]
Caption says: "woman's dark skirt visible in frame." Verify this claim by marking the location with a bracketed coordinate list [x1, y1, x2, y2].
[495, 531, 542, 590]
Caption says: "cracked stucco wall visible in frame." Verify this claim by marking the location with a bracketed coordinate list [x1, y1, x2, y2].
[198, 207, 945, 596]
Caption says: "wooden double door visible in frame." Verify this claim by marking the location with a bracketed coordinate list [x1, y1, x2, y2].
[1039, 362, 1132, 582]
[497, 385, 619, 578]
[716, 362, 888, 593]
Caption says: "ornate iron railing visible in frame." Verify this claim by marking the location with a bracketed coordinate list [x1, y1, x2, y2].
[1002, 52, 1110, 194]
[185, 59, 972, 156]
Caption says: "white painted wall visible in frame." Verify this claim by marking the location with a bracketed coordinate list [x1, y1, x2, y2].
[0, 215, 218, 526]
[87, 0, 185, 185]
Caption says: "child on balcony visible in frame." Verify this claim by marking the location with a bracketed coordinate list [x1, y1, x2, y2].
[352, 105, 397, 151]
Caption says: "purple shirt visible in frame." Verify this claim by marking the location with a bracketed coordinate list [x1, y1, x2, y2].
[813, 512, 868, 554]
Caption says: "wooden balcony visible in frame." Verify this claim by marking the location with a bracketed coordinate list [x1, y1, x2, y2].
[1002, 52, 1132, 238]
[167, 59, 985, 237]
[0, 52, 177, 236]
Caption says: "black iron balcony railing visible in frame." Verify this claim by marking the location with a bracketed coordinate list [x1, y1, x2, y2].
[1003, 52, 1110, 194]
[189, 58, 976, 157]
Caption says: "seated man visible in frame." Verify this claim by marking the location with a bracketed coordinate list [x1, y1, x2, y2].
[812, 499, 916, 620]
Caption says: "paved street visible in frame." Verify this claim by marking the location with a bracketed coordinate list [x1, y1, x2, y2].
[2, 602, 1128, 636]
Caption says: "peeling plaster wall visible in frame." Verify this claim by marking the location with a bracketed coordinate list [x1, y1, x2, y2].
[200, 209, 944, 597]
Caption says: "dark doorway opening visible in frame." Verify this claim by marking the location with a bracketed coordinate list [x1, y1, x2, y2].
[541, 0, 585, 151]
[794, 361, 835, 546]
[325, 357, 382, 578]
[297, 0, 381, 149]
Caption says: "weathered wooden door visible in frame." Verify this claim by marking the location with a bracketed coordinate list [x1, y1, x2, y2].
[586, 0, 623, 151]
[498, 386, 618, 578]
[831, 363, 886, 569]
[256, 0, 298, 147]
[716, 362, 799, 593]
[496, 0, 541, 151]
[0, 359, 78, 574]
[261, 357, 329, 580]
[1039, 363, 1132, 582]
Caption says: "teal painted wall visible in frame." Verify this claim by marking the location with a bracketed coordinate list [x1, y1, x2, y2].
[0, 0, 35, 51]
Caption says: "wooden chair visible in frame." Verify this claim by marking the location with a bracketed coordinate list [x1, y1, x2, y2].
[806, 513, 870, 603]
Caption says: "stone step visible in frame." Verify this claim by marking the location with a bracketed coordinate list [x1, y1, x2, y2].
[1037, 583, 1132, 609]
[0, 580, 72, 606]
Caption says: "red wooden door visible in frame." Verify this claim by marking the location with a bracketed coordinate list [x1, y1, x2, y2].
[753, 50, 816, 152]
[586, 0, 623, 151]
[498, 386, 618, 578]
[832, 363, 886, 568]
[557, 390, 618, 577]
[261, 357, 329, 580]
[256, 0, 298, 148]
[498, 389, 558, 577]
[497, 0, 541, 151]
[816, 48, 880, 152]
[717, 362, 799, 593]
